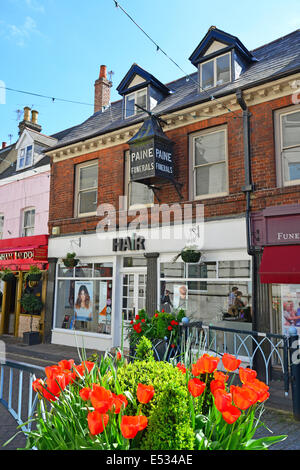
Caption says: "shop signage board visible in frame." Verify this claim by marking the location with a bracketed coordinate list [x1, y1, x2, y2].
[251, 206, 300, 246]
[0, 247, 48, 261]
[112, 234, 146, 252]
[128, 116, 174, 185]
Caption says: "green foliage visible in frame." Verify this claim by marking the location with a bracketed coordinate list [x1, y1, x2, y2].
[19, 293, 43, 313]
[135, 336, 154, 361]
[127, 308, 186, 351]
[113, 360, 194, 450]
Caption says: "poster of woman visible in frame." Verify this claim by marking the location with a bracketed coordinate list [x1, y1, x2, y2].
[281, 285, 300, 335]
[74, 281, 93, 322]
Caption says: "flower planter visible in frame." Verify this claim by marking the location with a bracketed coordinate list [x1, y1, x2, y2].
[2, 273, 15, 282]
[23, 331, 41, 346]
[181, 250, 201, 263]
[62, 258, 79, 268]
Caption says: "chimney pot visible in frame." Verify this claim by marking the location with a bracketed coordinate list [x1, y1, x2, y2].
[31, 110, 39, 124]
[100, 65, 107, 79]
[23, 106, 31, 121]
[2, 142, 6, 149]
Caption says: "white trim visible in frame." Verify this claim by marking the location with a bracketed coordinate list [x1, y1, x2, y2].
[199, 52, 231, 91]
[275, 104, 300, 187]
[189, 125, 228, 200]
[124, 88, 147, 119]
[74, 160, 98, 218]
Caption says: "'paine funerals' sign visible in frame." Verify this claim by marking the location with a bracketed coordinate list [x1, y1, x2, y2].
[128, 116, 174, 184]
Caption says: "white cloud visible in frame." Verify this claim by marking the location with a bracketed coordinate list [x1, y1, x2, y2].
[6, 16, 41, 47]
[25, 0, 45, 13]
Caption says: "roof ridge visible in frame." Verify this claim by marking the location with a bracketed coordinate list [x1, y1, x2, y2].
[251, 28, 300, 53]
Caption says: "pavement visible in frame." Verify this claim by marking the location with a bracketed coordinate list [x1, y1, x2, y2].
[1, 334, 300, 451]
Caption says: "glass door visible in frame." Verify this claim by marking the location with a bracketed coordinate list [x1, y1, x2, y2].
[122, 272, 147, 322]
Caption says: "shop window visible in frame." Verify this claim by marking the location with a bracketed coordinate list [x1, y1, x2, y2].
[124, 151, 154, 208]
[160, 259, 252, 325]
[200, 52, 231, 91]
[55, 262, 113, 335]
[275, 107, 300, 187]
[218, 260, 250, 278]
[75, 161, 98, 217]
[125, 89, 147, 118]
[190, 127, 228, 199]
[22, 208, 35, 237]
[17, 144, 33, 170]
[0, 214, 4, 239]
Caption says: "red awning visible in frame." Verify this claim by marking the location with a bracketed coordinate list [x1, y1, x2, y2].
[259, 245, 300, 284]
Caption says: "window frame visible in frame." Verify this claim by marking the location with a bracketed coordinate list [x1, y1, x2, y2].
[275, 105, 300, 187]
[124, 88, 148, 119]
[0, 214, 4, 239]
[199, 52, 232, 91]
[189, 125, 229, 200]
[22, 207, 35, 237]
[16, 144, 34, 171]
[124, 150, 154, 210]
[74, 160, 99, 218]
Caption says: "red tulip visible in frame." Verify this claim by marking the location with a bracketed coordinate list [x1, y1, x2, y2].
[222, 353, 241, 372]
[111, 393, 128, 414]
[230, 385, 254, 410]
[120, 415, 148, 439]
[79, 387, 91, 401]
[88, 410, 109, 435]
[210, 379, 225, 395]
[213, 389, 232, 412]
[58, 359, 75, 371]
[193, 354, 220, 375]
[136, 383, 155, 404]
[116, 351, 122, 361]
[222, 404, 241, 424]
[239, 367, 257, 384]
[90, 384, 114, 412]
[188, 378, 206, 397]
[176, 362, 186, 374]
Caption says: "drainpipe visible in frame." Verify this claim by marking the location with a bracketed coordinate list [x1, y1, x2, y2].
[236, 89, 258, 331]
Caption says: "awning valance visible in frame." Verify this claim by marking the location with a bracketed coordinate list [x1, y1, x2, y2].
[259, 245, 300, 284]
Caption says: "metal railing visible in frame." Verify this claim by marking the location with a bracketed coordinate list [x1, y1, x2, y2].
[181, 322, 290, 394]
[0, 360, 44, 434]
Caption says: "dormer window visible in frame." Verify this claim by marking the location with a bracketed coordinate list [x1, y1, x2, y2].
[117, 64, 170, 120]
[200, 52, 231, 90]
[17, 144, 33, 170]
[125, 88, 147, 118]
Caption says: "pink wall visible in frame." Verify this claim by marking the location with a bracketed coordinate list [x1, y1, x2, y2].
[0, 169, 50, 239]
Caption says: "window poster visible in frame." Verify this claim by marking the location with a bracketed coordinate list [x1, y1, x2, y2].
[74, 281, 93, 322]
[281, 284, 300, 335]
[173, 284, 188, 310]
[99, 281, 108, 324]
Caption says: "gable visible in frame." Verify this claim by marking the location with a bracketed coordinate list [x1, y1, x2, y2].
[203, 40, 228, 56]
[128, 74, 147, 88]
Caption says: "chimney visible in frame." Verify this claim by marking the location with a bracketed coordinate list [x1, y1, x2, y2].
[18, 106, 42, 135]
[94, 65, 112, 113]
[2, 142, 6, 149]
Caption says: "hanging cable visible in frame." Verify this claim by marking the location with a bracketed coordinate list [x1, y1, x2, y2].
[0, 85, 94, 107]
[112, 0, 242, 117]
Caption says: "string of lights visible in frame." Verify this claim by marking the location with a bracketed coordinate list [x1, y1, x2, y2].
[0, 85, 94, 107]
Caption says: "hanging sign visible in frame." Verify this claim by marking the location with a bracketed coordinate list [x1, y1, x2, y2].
[128, 116, 174, 185]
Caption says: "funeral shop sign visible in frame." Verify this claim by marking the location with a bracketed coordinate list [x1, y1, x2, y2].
[128, 116, 174, 184]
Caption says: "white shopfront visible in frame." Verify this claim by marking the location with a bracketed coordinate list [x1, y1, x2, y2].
[49, 216, 252, 352]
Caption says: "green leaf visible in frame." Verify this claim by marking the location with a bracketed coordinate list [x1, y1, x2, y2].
[243, 435, 287, 450]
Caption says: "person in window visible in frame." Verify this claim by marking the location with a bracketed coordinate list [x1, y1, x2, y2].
[74, 285, 93, 322]
[161, 289, 173, 313]
[226, 286, 238, 317]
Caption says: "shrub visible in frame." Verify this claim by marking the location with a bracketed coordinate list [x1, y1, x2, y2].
[135, 336, 154, 362]
[112, 360, 194, 450]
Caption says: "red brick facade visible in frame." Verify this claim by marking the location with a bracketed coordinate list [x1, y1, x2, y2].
[48, 93, 300, 236]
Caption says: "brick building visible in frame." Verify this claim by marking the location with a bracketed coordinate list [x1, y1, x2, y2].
[45, 27, 300, 351]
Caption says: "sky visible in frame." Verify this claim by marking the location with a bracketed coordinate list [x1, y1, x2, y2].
[0, 0, 299, 144]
